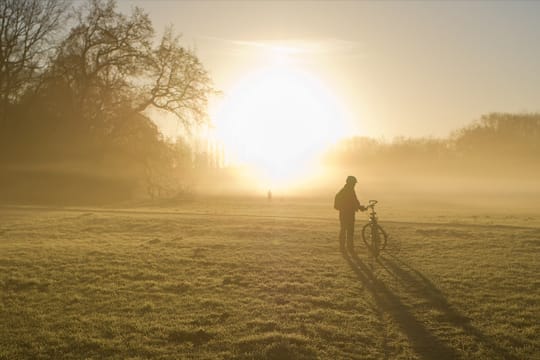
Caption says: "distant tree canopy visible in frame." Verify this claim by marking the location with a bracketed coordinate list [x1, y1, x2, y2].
[0, 1, 538, 203]
[453, 113, 540, 162]
[327, 113, 540, 181]
[0, 0, 216, 203]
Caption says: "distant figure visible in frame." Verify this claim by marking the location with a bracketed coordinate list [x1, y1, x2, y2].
[267, 190, 272, 201]
[334, 176, 366, 252]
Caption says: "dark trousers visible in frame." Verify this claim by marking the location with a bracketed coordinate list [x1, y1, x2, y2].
[339, 212, 355, 251]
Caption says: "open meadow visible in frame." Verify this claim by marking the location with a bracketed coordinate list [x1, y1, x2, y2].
[2, 1, 540, 359]
[1, 198, 539, 359]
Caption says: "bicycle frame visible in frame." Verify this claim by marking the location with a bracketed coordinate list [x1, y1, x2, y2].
[361, 200, 388, 257]
[366, 200, 378, 225]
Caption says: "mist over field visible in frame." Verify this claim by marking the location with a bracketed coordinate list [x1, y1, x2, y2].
[1, 0, 539, 359]
[3, 113, 539, 207]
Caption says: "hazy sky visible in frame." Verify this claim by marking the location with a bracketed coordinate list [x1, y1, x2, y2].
[118, 0, 540, 139]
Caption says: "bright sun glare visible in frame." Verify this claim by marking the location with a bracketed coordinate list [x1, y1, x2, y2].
[214, 64, 347, 189]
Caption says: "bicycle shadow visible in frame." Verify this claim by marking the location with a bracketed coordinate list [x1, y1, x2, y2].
[342, 248, 459, 359]
[378, 254, 517, 360]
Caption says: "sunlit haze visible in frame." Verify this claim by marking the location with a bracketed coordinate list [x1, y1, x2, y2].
[119, 0, 540, 139]
[212, 63, 347, 188]
[1, 2, 539, 358]
[117, 0, 540, 187]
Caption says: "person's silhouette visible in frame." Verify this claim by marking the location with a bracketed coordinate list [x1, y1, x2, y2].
[334, 176, 365, 251]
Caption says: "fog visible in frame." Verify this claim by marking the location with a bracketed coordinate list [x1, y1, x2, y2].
[0, 1, 538, 210]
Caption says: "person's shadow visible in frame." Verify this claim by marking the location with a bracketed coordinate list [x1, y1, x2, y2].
[342, 248, 517, 359]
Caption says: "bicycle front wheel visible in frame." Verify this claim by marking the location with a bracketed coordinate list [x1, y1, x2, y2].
[362, 223, 388, 257]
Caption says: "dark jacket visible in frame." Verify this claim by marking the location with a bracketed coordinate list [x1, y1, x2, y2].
[334, 184, 361, 214]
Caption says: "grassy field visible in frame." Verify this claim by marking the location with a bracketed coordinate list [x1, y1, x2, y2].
[0, 198, 538, 359]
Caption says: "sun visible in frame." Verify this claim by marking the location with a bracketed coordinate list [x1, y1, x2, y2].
[213, 65, 347, 190]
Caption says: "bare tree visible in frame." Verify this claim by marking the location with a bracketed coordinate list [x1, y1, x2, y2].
[53, 0, 153, 131]
[1, 0, 215, 199]
[54, 0, 214, 135]
[136, 28, 215, 128]
[0, 0, 68, 125]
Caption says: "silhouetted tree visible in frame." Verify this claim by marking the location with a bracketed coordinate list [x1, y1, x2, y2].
[0, 0, 68, 127]
[0, 0, 215, 202]
[52, 0, 153, 136]
[136, 27, 214, 127]
[51, 0, 214, 138]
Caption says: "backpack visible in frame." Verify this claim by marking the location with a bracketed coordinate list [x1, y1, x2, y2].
[334, 189, 344, 210]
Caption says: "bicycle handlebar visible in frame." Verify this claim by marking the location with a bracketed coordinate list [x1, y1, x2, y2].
[363, 200, 378, 211]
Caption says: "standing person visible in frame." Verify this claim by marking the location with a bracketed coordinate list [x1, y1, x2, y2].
[334, 176, 365, 252]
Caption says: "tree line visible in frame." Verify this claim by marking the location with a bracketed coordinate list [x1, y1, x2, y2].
[0, 0, 216, 203]
[326, 113, 540, 186]
[1, 1, 537, 203]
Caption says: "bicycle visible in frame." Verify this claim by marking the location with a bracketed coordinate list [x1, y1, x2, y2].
[361, 200, 388, 257]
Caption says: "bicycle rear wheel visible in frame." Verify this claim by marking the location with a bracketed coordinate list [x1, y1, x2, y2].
[362, 223, 388, 257]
